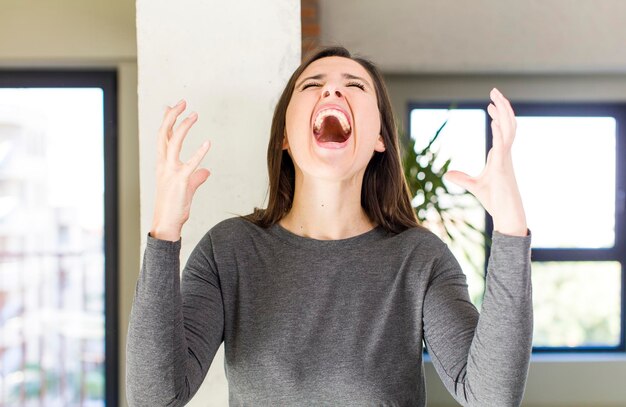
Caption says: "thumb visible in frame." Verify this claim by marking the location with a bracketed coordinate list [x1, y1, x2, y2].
[188, 168, 211, 194]
[443, 170, 475, 192]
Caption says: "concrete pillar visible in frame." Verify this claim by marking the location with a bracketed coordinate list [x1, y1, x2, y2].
[136, 1, 300, 404]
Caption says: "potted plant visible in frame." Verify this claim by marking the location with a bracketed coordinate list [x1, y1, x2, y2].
[401, 118, 490, 307]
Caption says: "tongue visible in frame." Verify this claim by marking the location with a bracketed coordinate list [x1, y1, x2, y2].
[317, 116, 349, 143]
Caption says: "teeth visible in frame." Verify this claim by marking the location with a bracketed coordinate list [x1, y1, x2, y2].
[313, 109, 351, 134]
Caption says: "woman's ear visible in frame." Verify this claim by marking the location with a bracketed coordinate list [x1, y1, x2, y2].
[374, 134, 385, 152]
[282, 132, 289, 150]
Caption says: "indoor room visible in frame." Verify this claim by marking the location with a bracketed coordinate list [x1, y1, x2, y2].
[1, 0, 625, 406]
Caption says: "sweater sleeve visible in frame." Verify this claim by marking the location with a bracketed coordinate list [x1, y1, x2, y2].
[423, 229, 533, 407]
[126, 232, 225, 407]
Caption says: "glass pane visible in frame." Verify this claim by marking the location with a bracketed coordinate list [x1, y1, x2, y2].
[410, 109, 487, 308]
[0, 88, 105, 406]
[532, 261, 622, 348]
[514, 116, 616, 248]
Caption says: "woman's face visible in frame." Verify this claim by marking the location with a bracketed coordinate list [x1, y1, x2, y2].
[284, 56, 385, 182]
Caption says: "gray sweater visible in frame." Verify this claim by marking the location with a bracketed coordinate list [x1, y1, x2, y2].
[126, 217, 533, 406]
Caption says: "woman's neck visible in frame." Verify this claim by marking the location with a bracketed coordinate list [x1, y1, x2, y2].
[279, 172, 376, 240]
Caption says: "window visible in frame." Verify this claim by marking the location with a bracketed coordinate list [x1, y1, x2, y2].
[409, 101, 626, 352]
[0, 71, 118, 405]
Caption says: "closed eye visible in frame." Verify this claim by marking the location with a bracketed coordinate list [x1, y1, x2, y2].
[301, 82, 322, 90]
[346, 81, 366, 91]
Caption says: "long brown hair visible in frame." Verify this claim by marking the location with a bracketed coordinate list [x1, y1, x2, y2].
[244, 46, 423, 234]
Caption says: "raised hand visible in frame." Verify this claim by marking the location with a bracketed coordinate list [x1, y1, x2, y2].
[150, 100, 212, 241]
[443, 88, 528, 237]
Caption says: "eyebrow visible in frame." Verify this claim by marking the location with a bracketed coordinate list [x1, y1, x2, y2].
[296, 73, 372, 89]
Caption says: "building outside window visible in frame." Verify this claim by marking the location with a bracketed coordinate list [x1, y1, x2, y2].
[0, 71, 117, 406]
[409, 102, 625, 352]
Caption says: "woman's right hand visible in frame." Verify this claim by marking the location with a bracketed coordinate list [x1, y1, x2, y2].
[150, 100, 212, 242]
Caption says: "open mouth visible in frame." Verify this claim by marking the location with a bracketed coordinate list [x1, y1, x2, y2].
[313, 108, 352, 144]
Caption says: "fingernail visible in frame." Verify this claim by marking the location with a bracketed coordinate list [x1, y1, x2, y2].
[176, 99, 185, 106]
[202, 140, 210, 148]
[189, 112, 198, 119]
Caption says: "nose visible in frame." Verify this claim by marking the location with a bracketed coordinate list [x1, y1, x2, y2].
[323, 89, 342, 98]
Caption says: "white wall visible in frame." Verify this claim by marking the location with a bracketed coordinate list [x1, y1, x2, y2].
[385, 73, 626, 132]
[136, 0, 300, 404]
[321, 1, 626, 405]
[0, 1, 138, 406]
[320, 0, 626, 74]
[0, 0, 136, 62]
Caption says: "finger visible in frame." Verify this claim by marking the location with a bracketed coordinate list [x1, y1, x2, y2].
[167, 112, 199, 163]
[161, 99, 186, 122]
[491, 88, 517, 133]
[494, 88, 516, 119]
[159, 99, 187, 141]
[157, 132, 167, 161]
[184, 140, 212, 173]
[157, 99, 186, 160]
[487, 103, 498, 121]
[490, 88, 509, 119]
[188, 168, 211, 194]
[487, 102, 506, 151]
[491, 120, 503, 150]
[490, 88, 513, 140]
[444, 170, 476, 193]
[490, 88, 511, 111]
[489, 89, 504, 125]
[498, 92, 517, 134]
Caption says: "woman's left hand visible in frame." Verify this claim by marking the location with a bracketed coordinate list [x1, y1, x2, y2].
[443, 88, 528, 237]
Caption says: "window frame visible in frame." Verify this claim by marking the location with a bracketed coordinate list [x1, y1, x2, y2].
[408, 100, 626, 353]
[0, 70, 119, 402]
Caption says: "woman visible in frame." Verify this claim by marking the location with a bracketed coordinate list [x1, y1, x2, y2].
[127, 46, 532, 406]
